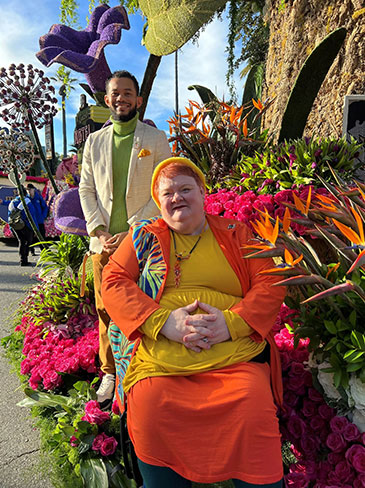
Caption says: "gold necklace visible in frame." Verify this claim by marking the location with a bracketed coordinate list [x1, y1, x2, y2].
[172, 230, 203, 287]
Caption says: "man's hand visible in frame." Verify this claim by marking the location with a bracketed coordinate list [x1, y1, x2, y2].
[160, 300, 214, 352]
[183, 301, 231, 348]
[103, 232, 128, 254]
[95, 230, 128, 255]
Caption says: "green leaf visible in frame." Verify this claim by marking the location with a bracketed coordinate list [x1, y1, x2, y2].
[188, 84, 218, 106]
[344, 349, 365, 362]
[139, 0, 228, 56]
[324, 320, 337, 335]
[346, 362, 363, 372]
[279, 27, 347, 141]
[351, 330, 365, 350]
[17, 388, 70, 409]
[80, 457, 108, 488]
[349, 310, 357, 327]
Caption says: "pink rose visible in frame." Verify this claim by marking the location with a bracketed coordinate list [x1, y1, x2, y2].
[318, 404, 334, 420]
[310, 416, 325, 432]
[330, 415, 349, 433]
[82, 400, 110, 425]
[285, 471, 308, 488]
[353, 474, 365, 488]
[307, 387, 323, 403]
[351, 447, 365, 474]
[300, 433, 319, 456]
[92, 432, 108, 452]
[100, 435, 118, 456]
[112, 400, 120, 416]
[326, 432, 347, 452]
[334, 460, 354, 484]
[70, 436, 79, 447]
[327, 452, 344, 465]
[343, 422, 360, 442]
[302, 399, 317, 418]
[287, 415, 307, 439]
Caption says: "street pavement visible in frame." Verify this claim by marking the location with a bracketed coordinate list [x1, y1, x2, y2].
[0, 239, 53, 488]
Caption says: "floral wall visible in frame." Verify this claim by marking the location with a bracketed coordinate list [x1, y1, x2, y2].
[262, 0, 365, 139]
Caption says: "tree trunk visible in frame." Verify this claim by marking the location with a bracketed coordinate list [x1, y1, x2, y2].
[139, 54, 162, 121]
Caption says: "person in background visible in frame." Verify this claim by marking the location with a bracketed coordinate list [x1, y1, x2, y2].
[102, 157, 285, 488]
[26, 183, 48, 254]
[5, 187, 38, 266]
[79, 70, 171, 409]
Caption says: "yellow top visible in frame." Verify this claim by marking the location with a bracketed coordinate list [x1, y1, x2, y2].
[123, 226, 266, 393]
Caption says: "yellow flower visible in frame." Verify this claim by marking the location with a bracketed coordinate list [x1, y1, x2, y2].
[138, 148, 151, 158]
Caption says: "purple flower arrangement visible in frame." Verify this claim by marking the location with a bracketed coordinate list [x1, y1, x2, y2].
[275, 306, 365, 487]
[36, 4, 130, 93]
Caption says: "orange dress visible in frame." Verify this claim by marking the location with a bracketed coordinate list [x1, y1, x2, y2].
[102, 215, 285, 484]
[126, 230, 283, 484]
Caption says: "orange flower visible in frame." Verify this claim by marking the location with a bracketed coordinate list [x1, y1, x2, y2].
[332, 209, 364, 246]
[251, 211, 279, 246]
[242, 118, 248, 137]
[252, 98, 263, 110]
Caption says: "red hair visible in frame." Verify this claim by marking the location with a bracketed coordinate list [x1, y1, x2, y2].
[153, 163, 204, 195]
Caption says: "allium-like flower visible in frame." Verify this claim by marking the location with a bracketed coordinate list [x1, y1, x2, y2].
[0, 64, 58, 131]
[36, 4, 130, 93]
[0, 128, 34, 174]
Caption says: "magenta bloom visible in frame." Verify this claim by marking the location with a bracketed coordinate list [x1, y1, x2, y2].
[100, 436, 118, 456]
[36, 4, 130, 93]
[82, 400, 110, 425]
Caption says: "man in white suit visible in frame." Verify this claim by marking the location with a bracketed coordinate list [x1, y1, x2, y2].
[79, 70, 171, 408]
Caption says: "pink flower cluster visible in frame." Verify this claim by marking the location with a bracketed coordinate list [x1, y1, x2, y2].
[275, 305, 365, 488]
[19, 315, 100, 391]
[91, 432, 118, 456]
[204, 187, 328, 235]
[82, 400, 110, 425]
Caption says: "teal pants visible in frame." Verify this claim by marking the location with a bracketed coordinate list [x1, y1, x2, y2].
[137, 459, 283, 488]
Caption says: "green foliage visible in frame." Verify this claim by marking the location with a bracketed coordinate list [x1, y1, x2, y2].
[52, 67, 78, 99]
[139, 0, 228, 56]
[37, 233, 89, 278]
[227, 0, 269, 78]
[279, 27, 347, 142]
[228, 136, 362, 193]
[20, 274, 94, 327]
[168, 97, 270, 186]
[60, 0, 80, 28]
[245, 174, 365, 389]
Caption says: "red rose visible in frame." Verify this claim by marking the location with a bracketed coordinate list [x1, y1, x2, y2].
[330, 415, 349, 433]
[343, 422, 360, 442]
[100, 436, 118, 456]
[326, 432, 347, 452]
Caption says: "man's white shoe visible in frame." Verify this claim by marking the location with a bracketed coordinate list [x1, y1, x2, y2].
[96, 374, 115, 406]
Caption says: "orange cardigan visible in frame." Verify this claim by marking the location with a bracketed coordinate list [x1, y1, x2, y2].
[102, 214, 286, 405]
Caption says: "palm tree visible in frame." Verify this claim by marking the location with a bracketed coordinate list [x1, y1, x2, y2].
[51, 67, 78, 158]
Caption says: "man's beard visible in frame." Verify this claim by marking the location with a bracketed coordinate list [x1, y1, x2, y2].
[110, 105, 138, 122]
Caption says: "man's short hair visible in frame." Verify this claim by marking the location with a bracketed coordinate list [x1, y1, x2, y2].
[105, 71, 140, 95]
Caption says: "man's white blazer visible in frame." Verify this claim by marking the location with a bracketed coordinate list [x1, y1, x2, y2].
[79, 120, 171, 253]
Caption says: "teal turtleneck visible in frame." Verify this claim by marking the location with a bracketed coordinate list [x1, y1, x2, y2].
[109, 113, 138, 235]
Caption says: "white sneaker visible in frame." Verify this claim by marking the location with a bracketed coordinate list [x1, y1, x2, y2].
[96, 374, 115, 407]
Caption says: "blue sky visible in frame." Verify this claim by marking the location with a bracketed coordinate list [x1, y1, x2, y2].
[0, 0, 244, 157]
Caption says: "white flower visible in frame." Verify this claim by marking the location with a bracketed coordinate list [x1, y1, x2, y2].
[351, 408, 365, 433]
[316, 362, 342, 401]
[349, 374, 365, 410]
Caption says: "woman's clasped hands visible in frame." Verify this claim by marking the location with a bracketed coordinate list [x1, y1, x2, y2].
[160, 299, 230, 352]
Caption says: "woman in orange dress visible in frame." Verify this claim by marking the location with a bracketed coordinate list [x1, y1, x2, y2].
[102, 157, 285, 488]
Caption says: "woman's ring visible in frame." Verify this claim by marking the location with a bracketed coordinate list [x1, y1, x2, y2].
[202, 337, 209, 343]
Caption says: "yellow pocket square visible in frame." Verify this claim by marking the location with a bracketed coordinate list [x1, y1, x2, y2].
[138, 148, 151, 158]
